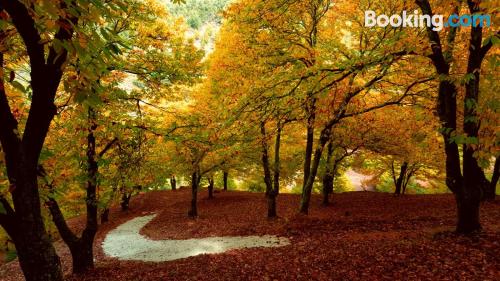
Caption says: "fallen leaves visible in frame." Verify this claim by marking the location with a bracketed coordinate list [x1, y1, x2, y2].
[1, 189, 499, 280]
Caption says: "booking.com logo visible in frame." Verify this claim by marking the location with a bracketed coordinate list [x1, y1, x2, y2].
[365, 10, 491, 31]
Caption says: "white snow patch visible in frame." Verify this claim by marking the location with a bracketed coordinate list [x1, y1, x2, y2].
[102, 214, 290, 262]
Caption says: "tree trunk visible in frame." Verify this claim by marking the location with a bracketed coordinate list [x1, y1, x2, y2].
[267, 192, 277, 218]
[322, 142, 334, 206]
[208, 176, 214, 199]
[416, 0, 493, 234]
[394, 162, 408, 196]
[46, 108, 99, 274]
[322, 173, 333, 206]
[77, 109, 99, 272]
[11, 234, 63, 281]
[0, 52, 63, 281]
[302, 97, 316, 191]
[223, 171, 228, 191]
[188, 171, 199, 217]
[268, 122, 282, 218]
[260, 122, 273, 197]
[300, 131, 329, 214]
[68, 239, 94, 274]
[170, 176, 176, 191]
[120, 192, 131, 211]
[455, 192, 481, 234]
[0, 2, 78, 278]
[100, 208, 109, 224]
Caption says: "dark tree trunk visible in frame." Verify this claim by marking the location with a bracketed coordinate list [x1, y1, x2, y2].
[300, 131, 329, 214]
[455, 192, 481, 234]
[223, 171, 228, 191]
[260, 122, 273, 197]
[260, 120, 283, 218]
[208, 176, 214, 199]
[0, 1, 78, 279]
[486, 156, 499, 200]
[322, 173, 333, 206]
[47, 198, 96, 275]
[416, 0, 494, 233]
[10, 234, 63, 281]
[302, 97, 316, 192]
[75, 110, 99, 272]
[170, 176, 176, 191]
[188, 170, 200, 217]
[322, 142, 334, 206]
[46, 108, 99, 274]
[121, 192, 131, 211]
[268, 122, 282, 218]
[267, 192, 277, 218]
[100, 208, 110, 224]
[0, 44, 63, 281]
[394, 162, 408, 196]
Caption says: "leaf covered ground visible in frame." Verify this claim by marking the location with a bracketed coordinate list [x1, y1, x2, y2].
[1, 189, 499, 280]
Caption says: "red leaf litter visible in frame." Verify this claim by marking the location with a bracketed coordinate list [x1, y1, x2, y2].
[1, 189, 499, 280]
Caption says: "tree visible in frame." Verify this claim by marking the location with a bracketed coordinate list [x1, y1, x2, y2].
[415, 0, 498, 233]
[0, 0, 82, 279]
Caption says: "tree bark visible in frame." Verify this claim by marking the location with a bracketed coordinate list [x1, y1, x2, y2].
[121, 192, 131, 211]
[0, 1, 79, 278]
[208, 176, 214, 199]
[223, 171, 228, 191]
[416, 0, 495, 233]
[260, 122, 273, 197]
[45, 107, 99, 274]
[322, 142, 334, 206]
[268, 122, 282, 218]
[394, 162, 408, 196]
[300, 130, 329, 214]
[0, 44, 63, 281]
[188, 170, 200, 217]
[302, 97, 316, 192]
[170, 176, 176, 191]
[100, 208, 110, 224]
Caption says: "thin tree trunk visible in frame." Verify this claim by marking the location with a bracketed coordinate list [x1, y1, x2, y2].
[260, 122, 273, 197]
[223, 171, 228, 191]
[100, 208, 109, 224]
[188, 170, 199, 217]
[120, 192, 131, 211]
[394, 162, 408, 196]
[170, 176, 176, 191]
[268, 122, 282, 218]
[300, 131, 329, 214]
[46, 108, 99, 274]
[208, 176, 214, 199]
[302, 97, 316, 191]
[322, 142, 334, 206]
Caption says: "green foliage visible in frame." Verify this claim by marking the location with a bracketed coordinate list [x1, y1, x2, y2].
[243, 180, 266, 193]
[165, 0, 232, 29]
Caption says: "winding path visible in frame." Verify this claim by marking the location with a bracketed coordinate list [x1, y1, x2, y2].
[102, 214, 290, 262]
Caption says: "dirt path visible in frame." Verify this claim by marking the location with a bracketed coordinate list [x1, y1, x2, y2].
[102, 213, 290, 262]
[345, 169, 375, 191]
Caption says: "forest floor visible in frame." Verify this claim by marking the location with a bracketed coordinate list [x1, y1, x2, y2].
[1, 189, 499, 281]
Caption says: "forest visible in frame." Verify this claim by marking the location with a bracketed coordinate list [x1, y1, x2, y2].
[0, 0, 498, 280]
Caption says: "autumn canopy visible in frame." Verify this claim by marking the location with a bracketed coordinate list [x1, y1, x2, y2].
[0, 0, 498, 280]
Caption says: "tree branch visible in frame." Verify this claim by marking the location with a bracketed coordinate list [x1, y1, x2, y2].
[98, 137, 118, 158]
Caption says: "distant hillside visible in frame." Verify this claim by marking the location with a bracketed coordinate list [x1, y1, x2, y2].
[165, 0, 233, 29]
